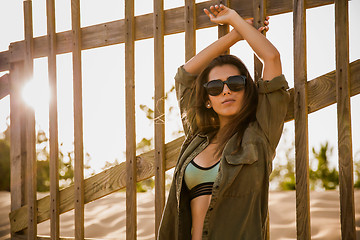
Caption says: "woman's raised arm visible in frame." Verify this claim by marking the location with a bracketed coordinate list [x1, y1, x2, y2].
[204, 5, 281, 81]
[183, 29, 241, 75]
[183, 14, 269, 75]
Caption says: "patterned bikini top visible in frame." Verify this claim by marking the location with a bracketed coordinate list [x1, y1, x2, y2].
[184, 159, 220, 200]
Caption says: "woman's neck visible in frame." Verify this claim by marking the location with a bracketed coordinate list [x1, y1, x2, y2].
[218, 115, 232, 130]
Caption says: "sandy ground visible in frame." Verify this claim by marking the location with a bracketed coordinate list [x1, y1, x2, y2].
[1, 190, 359, 239]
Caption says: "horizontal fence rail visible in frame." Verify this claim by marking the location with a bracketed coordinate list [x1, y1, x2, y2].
[9, 59, 360, 233]
[0, 0, 336, 72]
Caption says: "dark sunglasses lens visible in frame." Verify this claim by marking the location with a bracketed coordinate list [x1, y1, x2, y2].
[227, 76, 245, 91]
[206, 80, 223, 96]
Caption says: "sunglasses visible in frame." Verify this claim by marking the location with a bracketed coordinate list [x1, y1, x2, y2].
[203, 75, 246, 96]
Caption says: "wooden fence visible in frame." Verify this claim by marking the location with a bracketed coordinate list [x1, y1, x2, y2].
[0, 0, 358, 239]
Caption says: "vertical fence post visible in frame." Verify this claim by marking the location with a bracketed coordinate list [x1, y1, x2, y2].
[253, 0, 266, 82]
[125, 0, 137, 239]
[293, 0, 311, 239]
[23, 1, 37, 239]
[46, 0, 60, 239]
[9, 60, 27, 239]
[154, 0, 165, 237]
[335, 0, 356, 238]
[218, 0, 230, 54]
[185, 0, 196, 62]
[71, 0, 85, 239]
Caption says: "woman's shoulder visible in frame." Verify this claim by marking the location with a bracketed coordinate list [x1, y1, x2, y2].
[242, 121, 268, 145]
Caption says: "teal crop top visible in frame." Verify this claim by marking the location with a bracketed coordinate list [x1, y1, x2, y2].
[184, 159, 220, 200]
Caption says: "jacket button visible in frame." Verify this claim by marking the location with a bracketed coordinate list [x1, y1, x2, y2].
[203, 230, 208, 235]
[209, 207, 213, 211]
[215, 185, 219, 189]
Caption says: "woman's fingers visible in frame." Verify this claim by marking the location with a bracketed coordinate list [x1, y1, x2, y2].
[258, 25, 269, 32]
[209, 4, 227, 16]
[203, 8, 214, 19]
[204, 4, 232, 25]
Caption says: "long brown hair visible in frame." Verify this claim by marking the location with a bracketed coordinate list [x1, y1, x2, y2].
[189, 54, 258, 157]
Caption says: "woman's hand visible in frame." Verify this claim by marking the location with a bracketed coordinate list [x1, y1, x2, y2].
[204, 4, 236, 26]
[204, 5, 270, 35]
[246, 16, 270, 33]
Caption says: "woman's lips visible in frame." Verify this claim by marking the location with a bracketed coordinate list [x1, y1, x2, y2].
[222, 99, 235, 104]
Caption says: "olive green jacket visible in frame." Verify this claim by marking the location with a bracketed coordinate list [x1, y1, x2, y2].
[157, 66, 290, 240]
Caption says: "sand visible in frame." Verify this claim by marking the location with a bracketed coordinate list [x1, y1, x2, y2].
[1, 190, 359, 239]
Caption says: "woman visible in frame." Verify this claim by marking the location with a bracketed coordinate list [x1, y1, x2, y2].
[158, 4, 290, 240]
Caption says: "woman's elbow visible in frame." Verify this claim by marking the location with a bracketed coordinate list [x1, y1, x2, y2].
[265, 50, 280, 63]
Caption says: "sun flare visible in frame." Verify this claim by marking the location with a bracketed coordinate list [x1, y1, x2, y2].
[21, 77, 51, 111]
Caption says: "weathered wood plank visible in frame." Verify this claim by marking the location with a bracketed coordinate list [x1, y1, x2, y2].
[9, 62, 27, 239]
[37, 237, 101, 240]
[255, 2, 267, 235]
[9, 60, 360, 233]
[335, 0, 356, 238]
[154, 0, 166, 237]
[293, 0, 311, 239]
[23, 1, 37, 239]
[11, 235, 101, 240]
[185, 0, 196, 62]
[285, 59, 360, 121]
[125, 0, 137, 239]
[9, 136, 184, 233]
[1, 0, 336, 71]
[0, 74, 9, 100]
[218, 0, 230, 53]
[0, 50, 10, 72]
[71, 0, 85, 239]
[253, 0, 266, 82]
[46, 0, 60, 239]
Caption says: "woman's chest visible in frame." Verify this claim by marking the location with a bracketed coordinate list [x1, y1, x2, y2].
[192, 142, 220, 168]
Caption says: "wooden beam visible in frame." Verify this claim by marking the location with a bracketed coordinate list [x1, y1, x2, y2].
[46, 0, 60, 239]
[293, 0, 311, 239]
[125, 0, 136, 239]
[0, 74, 9, 100]
[285, 59, 360, 121]
[253, 0, 266, 82]
[1, 0, 336, 71]
[9, 136, 184, 233]
[335, 0, 356, 238]
[71, 0, 85, 239]
[185, 0, 196, 62]
[23, 1, 37, 239]
[154, 0, 165, 237]
[254, 3, 267, 234]
[0, 50, 10, 72]
[9, 60, 360, 233]
[218, 0, 230, 54]
[9, 61, 27, 239]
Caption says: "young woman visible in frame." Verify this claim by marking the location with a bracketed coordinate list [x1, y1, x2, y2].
[158, 5, 290, 240]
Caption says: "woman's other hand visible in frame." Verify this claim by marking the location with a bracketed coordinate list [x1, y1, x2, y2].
[246, 16, 270, 33]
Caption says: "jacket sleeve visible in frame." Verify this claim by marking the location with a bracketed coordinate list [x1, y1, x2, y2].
[174, 65, 198, 137]
[256, 74, 290, 151]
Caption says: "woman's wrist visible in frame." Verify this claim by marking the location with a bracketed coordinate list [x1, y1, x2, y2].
[229, 29, 243, 42]
[228, 11, 246, 29]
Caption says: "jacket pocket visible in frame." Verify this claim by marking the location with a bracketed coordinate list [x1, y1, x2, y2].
[224, 143, 258, 165]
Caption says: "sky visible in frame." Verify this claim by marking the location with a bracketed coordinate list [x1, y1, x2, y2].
[0, 0, 359, 175]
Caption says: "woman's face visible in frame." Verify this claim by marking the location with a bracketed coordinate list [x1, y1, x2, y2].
[207, 64, 245, 123]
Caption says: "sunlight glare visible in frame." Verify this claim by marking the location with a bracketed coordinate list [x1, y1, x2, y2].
[21, 77, 51, 111]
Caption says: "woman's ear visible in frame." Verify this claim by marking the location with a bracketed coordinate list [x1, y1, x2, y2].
[206, 100, 212, 109]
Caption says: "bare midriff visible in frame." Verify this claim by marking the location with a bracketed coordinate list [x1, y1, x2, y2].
[188, 142, 219, 240]
[190, 194, 212, 240]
